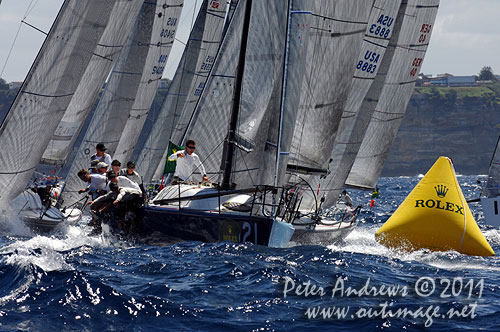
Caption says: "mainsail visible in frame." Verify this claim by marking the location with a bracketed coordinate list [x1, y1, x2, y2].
[41, 1, 144, 165]
[113, 1, 184, 163]
[136, 0, 228, 184]
[63, 0, 183, 207]
[0, 0, 116, 204]
[309, 0, 404, 207]
[181, 0, 287, 187]
[346, 0, 439, 190]
[483, 136, 500, 197]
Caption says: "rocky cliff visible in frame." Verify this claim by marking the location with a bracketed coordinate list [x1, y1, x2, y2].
[382, 84, 500, 176]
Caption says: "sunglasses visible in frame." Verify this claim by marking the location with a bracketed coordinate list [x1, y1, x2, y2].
[186, 146, 196, 150]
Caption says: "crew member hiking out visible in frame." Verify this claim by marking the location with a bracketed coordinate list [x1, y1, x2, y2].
[119, 161, 146, 196]
[168, 139, 208, 183]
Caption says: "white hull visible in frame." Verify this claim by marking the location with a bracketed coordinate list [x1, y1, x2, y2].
[481, 196, 500, 228]
[289, 205, 359, 246]
[291, 219, 357, 246]
[13, 190, 82, 233]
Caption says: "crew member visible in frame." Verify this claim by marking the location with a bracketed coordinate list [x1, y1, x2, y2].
[119, 161, 145, 195]
[89, 183, 142, 215]
[339, 190, 354, 208]
[90, 143, 112, 167]
[168, 139, 208, 182]
[105, 171, 141, 192]
[97, 162, 108, 175]
[77, 169, 107, 199]
[111, 160, 122, 175]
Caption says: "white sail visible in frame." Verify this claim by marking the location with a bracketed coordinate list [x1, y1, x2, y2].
[0, 0, 116, 204]
[181, 0, 288, 186]
[483, 136, 500, 197]
[284, 0, 373, 182]
[63, 0, 183, 207]
[308, 0, 403, 207]
[137, 0, 227, 184]
[346, 0, 440, 190]
[41, 0, 144, 165]
[112, 1, 184, 164]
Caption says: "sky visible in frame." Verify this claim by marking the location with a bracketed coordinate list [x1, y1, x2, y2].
[0, 0, 499, 82]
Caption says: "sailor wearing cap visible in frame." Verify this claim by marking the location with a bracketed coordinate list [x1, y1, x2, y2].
[89, 159, 100, 174]
[90, 143, 112, 168]
[96, 162, 109, 175]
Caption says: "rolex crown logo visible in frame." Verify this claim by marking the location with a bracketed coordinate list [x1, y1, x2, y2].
[434, 185, 448, 198]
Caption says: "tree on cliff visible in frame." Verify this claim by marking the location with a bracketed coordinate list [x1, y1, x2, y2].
[478, 66, 497, 81]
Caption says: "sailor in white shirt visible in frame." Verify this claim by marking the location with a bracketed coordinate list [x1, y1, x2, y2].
[77, 168, 107, 199]
[105, 171, 141, 192]
[168, 140, 208, 182]
[90, 143, 112, 168]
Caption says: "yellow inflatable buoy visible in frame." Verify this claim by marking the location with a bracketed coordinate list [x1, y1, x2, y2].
[375, 156, 495, 257]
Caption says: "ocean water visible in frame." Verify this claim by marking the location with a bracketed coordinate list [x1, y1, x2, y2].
[1, 175, 499, 331]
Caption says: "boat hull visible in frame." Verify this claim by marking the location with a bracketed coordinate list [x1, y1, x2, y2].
[290, 221, 357, 246]
[21, 207, 82, 233]
[481, 196, 500, 227]
[134, 206, 290, 247]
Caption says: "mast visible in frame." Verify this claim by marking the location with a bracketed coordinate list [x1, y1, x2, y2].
[220, 0, 252, 189]
[274, 0, 293, 189]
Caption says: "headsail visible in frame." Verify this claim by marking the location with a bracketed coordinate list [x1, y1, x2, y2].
[0, 0, 116, 204]
[284, 0, 373, 183]
[181, 0, 287, 186]
[63, 0, 183, 207]
[40, 0, 144, 165]
[112, 1, 184, 163]
[309, 0, 404, 207]
[346, 0, 440, 190]
[136, 0, 227, 184]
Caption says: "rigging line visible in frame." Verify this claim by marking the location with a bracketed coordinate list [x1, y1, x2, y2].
[238, 148, 256, 187]
[0, 0, 37, 78]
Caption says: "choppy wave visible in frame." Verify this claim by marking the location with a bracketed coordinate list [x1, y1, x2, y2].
[0, 175, 498, 331]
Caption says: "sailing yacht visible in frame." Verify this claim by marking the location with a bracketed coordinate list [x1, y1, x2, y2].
[123, 0, 440, 247]
[290, 0, 440, 245]
[0, 0, 125, 231]
[0, 0, 179, 232]
[134, 0, 295, 247]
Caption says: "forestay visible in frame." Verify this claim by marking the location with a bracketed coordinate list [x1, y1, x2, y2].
[0, 0, 116, 205]
[137, 0, 227, 184]
[41, 0, 144, 165]
[113, 1, 184, 164]
[346, 0, 439, 190]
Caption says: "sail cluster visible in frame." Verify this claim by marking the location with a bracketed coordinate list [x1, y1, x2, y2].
[0, 0, 440, 211]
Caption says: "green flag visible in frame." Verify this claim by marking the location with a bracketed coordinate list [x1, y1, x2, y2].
[164, 141, 184, 174]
